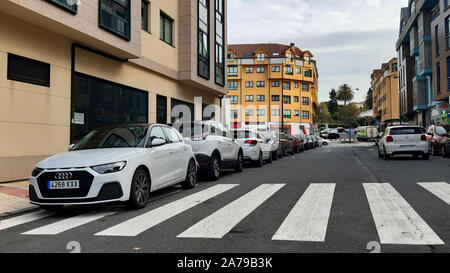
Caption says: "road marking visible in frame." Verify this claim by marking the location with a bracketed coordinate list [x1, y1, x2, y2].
[363, 183, 444, 245]
[418, 182, 450, 205]
[22, 211, 117, 235]
[0, 210, 53, 231]
[272, 184, 335, 242]
[95, 184, 238, 237]
[177, 184, 285, 239]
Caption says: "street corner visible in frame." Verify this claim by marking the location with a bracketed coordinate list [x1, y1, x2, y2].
[0, 181, 36, 217]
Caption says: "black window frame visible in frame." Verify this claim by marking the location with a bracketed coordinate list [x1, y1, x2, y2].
[198, 0, 210, 79]
[141, 0, 150, 32]
[214, 0, 225, 86]
[7, 53, 51, 87]
[161, 11, 175, 46]
[99, 0, 131, 41]
[46, 0, 78, 14]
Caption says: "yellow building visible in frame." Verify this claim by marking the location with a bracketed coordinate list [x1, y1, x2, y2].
[226, 43, 318, 135]
[371, 58, 400, 123]
[0, 0, 227, 182]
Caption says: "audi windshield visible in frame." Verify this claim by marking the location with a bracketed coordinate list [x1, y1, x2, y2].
[71, 125, 149, 150]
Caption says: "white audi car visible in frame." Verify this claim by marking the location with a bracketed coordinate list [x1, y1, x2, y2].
[29, 124, 198, 210]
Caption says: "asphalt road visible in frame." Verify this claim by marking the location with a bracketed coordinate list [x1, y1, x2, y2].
[0, 143, 449, 253]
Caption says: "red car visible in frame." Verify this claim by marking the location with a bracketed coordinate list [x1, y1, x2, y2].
[289, 135, 305, 153]
[426, 125, 450, 155]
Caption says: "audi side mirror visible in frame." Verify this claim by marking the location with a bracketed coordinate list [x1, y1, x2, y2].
[68, 144, 75, 151]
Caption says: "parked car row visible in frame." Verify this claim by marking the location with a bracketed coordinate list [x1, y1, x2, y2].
[377, 124, 450, 160]
[28, 121, 326, 212]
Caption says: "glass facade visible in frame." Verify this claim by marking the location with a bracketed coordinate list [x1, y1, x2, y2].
[71, 73, 148, 143]
[198, 0, 210, 79]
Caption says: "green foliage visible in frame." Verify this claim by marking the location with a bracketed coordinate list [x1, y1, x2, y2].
[364, 88, 373, 110]
[336, 84, 355, 106]
[328, 89, 339, 115]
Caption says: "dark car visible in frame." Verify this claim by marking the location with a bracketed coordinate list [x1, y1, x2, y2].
[290, 135, 305, 153]
[426, 125, 449, 156]
[274, 132, 293, 158]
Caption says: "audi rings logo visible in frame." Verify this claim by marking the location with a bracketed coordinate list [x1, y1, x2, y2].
[55, 172, 73, 180]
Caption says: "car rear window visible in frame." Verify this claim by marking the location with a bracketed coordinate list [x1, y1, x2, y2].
[232, 130, 255, 139]
[435, 126, 448, 136]
[389, 127, 422, 135]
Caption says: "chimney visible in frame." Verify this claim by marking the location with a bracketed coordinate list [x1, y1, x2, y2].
[290, 43, 295, 47]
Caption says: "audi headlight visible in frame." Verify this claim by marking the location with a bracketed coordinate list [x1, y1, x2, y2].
[31, 167, 44, 177]
[91, 161, 127, 174]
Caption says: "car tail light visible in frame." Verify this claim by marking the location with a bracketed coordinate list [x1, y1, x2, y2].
[245, 140, 257, 146]
[421, 135, 427, 141]
[386, 136, 394, 142]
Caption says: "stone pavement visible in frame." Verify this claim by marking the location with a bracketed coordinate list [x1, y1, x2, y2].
[0, 181, 36, 217]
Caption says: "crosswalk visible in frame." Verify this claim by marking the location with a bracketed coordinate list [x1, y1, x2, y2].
[0, 182, 449, 246]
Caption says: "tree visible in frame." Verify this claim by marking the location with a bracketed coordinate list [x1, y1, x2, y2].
[364, 88, 373, 110]
[315, 102, 332, 123]
[336, 84, 355, 106]
[328, 89, 339, 115]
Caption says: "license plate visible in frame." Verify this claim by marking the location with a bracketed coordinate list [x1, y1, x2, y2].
[401, 145, 416, 149]
[47, 180, 80, 190]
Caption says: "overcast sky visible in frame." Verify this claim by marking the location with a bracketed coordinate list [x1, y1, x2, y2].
[227, 0, 408, 103]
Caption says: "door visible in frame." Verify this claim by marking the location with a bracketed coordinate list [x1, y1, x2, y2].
[218, 123, 237, 160]
[162, 127, 189, 182]
[147, 126, 175, 189]
[210, 123, 229, 159]
[258, 132, 271, 159]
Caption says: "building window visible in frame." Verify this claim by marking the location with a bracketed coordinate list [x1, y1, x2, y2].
[293, 96, 299, 102]
[71, 73, 148, 143]
[302, 111, 310, 119]
[305, 69, 312, 77]
[99, 0, 131, 40]
[302, 97, 310, 105]
[245, 95, 254, 102]
[294, 110, 299, 116]
[294, 82, 299, 89]
[245, 67, 254, 73]
[272, 95, 280, 102]
[296, 67, 301, 74]
[392, 63, 398, 72]
[287, 53, 293, 62]
[231, 110, 238, 119]
[302, 83, 309, 91]
[257, 109, 265, 116]
[283, 81, 291, 90]
[305, 56, 310, 65]
[246, 81, 254, 88]
[215, 0, 225, 86]
[256, 67, 265, 73]
[272, 109, 280, 116]
[257, 95, 265, 102]
[447, 57, 450, 90]
[198, 0, 209, 79]
[228, 95, 238, 104]
[256, 53, 265, 62]
[272, 81, 280, 87]
[227, 53, 234, 62]
[272, 66, 280, 72]
[227, 82, 238, 90]
[435, 25, 440, 56]
[46, 0, 78, 13]
[256, 81, 265, 87]
[285, 66, 293, 75]
[156, 95, 167, 124]
[437, 62, 441, 94]
[283, 110, 291, 118]
[142, 1, 149, 31]
[246, 110, 254, 116]
[446, 16, 450, 49]
[7, 53, 50, 87]
[283, 95, 291, 104]
[227, 66, 238, 77]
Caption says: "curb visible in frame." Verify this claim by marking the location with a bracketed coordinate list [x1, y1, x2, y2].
[0, 204, 39, 219]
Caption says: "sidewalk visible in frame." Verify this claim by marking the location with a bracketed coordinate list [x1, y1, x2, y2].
[0, 180, 36, 217]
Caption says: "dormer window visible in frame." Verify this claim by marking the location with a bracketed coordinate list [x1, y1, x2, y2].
[287, 53, 293, 62]
[305, 56, 311, 65]
[227, 53, 234, 62]
[256, 53, 265, 62]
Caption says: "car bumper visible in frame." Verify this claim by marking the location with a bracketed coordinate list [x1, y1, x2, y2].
[242, 147, 260, 161]
[29, 167, 130, 206]
[385, 143, 429, 155]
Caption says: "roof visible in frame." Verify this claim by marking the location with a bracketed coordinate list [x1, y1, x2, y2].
[228, 43, 312, 59]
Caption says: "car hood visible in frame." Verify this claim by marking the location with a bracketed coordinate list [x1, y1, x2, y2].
[37, 148, 146, 169]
